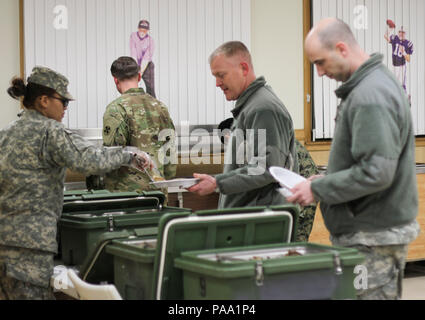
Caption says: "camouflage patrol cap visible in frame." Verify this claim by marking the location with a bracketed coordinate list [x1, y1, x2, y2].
[27, 66, 74, 100]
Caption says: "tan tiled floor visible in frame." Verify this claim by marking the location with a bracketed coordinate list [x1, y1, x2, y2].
[402, 276, 425, 300]
[402, 262, 425, 300]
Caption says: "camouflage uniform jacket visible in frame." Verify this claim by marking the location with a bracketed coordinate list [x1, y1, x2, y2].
[103, 88, 177, 194]
[0, 109, 132, 254]
[295, 140, 319, 179]
[295, 139, 319, 242]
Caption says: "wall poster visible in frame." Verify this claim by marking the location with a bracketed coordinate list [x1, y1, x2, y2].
[312, 0, 424, 139]
[24, 0, 251, 129]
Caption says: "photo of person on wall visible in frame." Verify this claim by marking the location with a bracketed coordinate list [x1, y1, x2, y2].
[130, 20, 156, 98]
[384, 19, 414, 102]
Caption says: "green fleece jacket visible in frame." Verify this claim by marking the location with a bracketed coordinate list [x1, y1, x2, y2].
[311, 53, 418, 236]
[216, 76, 297, 209]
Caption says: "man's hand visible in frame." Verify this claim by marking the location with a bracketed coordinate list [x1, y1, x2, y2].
[187, 173, 217, 196]
[286, 180, 316, 207]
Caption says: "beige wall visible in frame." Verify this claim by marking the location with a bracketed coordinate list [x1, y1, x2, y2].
[251, 0, 304, 129]
[0, 0, 21, 129]
[4, 1, 424, 165]
[0, 0, 306, 130]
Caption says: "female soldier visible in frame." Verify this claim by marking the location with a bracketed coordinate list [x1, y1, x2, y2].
[0, 66, 150, 300]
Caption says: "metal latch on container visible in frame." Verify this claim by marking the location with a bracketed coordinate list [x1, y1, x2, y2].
[103, 212, 125, 232]
[332, 252, 343, 275]
[107, 216, 114, 232]
[255, 261, 264, 287]
[200, 277, 206, 297]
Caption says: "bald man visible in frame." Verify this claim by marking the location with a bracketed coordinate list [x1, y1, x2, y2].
[287, 18, 419, 300]
[188, 41, 297, 209]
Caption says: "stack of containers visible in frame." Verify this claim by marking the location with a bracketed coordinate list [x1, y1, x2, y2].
[58, 190, 192, 283]
[102, 204, 364, 300]
[76, 201, 364, 300]
[104, 206, 299, 300]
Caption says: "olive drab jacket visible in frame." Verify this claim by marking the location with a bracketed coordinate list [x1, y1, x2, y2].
[215, 77, 298, 209]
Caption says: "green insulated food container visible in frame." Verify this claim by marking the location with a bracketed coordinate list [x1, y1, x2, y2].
[58, 191, 190, 269]
[62, 190, 163, 213]
[174, 243, 364, 300]
[63, 189, 114, 203]
[104, 205, 299, 300]
[105, 237, 159, 300]
[77, 227, 159, 285]
[57, 190, 143, 259]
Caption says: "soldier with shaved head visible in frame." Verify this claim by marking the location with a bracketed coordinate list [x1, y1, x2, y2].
[287, 18, 419, 300]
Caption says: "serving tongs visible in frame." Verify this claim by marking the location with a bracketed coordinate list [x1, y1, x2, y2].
[131, 158, 164, 183]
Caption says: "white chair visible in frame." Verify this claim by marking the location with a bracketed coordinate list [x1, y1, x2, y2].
[67, 269, 122, 300]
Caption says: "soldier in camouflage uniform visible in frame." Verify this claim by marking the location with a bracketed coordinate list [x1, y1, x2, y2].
[331, 223, 419, 300]
[294, 139, 319, 242]
[0, 66, 151, 300]
[103, 57, 177, 200]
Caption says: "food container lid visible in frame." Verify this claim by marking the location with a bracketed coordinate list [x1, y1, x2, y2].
[153, 205, 299, 300]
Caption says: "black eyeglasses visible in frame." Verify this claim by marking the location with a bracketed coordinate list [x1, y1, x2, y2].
[48, 96, 70, 108]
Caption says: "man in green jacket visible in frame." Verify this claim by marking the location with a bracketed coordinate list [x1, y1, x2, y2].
[188, 41, 297, 208]
[288, 18, 419, 300]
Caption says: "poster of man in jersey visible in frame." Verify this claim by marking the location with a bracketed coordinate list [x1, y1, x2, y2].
[130, 19, 156, 98]
[384, 19, 414, 102]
